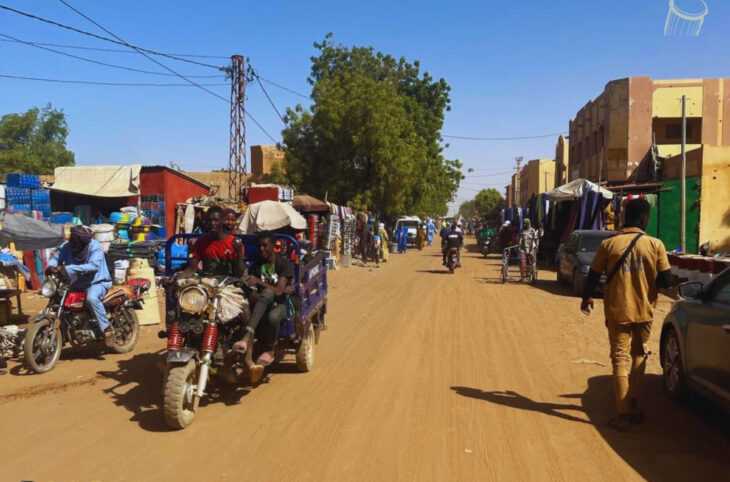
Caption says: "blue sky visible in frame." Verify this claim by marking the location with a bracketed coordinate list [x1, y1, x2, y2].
[1, 0, 727, 213]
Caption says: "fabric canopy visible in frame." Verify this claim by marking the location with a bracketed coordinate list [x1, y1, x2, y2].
[51, 165, 142, 197]
[546, 178, 614, 202]
[0, 212, 64, 250]
[238, 200, 307, 234]
[292, 194, 329, 212]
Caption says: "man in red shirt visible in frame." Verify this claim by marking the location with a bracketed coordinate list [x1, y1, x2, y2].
[178, 206, 244, 279]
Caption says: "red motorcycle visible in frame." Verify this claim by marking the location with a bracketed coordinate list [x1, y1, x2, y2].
[23, 273, 148, 373]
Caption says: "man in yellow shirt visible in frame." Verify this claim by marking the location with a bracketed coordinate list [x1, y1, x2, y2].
[580, 198, 672, 432]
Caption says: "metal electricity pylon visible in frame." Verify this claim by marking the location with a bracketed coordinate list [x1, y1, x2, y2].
[229, 54, 246, 202]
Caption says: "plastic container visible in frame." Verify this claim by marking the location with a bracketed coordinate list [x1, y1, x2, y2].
[114, 259, 129, 284]
[50, 212, 73, 224]
[6, 173, 40, 189]
[127, 259, 160, 326]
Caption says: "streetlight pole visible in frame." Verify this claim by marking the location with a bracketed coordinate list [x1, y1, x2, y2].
[681, 95, 686, 252]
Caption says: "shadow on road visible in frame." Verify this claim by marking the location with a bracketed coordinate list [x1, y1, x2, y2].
[97, 350, 254, 432]
[451, 374, 730, 480]
[416, 270, 451, 275]
[96, 350, 170, 432]
[451, 387, 589, 423]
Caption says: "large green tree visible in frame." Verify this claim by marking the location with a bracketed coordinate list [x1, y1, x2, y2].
[0, 104, 75, 177]
[459, 188, 503, 218]
[281, 34, 461, 217]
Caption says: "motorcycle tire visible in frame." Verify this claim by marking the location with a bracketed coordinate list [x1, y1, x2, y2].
[23, 318, 62, 374]
[164, 360, 200, 429]
[296, 324, 316, 372]
[109, 307, 139, 354]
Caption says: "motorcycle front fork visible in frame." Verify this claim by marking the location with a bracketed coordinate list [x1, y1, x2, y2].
[196, 352, 213, 397]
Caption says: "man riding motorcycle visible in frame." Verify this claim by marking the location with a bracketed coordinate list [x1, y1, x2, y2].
[46, 226, 114, 346]
[442, 222, 464, 267]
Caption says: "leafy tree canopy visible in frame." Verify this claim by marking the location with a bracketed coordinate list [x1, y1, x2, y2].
[459, 188, 503, 218]
[281, 34, 461, 217]
[0, 104, 75, 177]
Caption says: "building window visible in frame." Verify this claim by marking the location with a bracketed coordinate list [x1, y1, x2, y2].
[666, 123, 693, 139]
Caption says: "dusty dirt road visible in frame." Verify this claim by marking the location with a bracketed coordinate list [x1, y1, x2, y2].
[1, 242, 728, 481]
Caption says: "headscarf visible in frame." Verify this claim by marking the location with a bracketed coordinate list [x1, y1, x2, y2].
[523, 219, 531, 229]
[69, 226, 93, 263]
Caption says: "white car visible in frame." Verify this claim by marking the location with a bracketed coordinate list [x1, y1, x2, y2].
[395, 216, 421, 245]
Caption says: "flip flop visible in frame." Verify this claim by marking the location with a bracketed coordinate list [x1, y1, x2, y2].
[249, 364, 264, 384]
[256, 350, 275, 367]
[232, 339, 248, 354]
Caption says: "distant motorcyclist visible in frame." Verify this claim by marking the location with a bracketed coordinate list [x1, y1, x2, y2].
[46, 226, 114, 346]
[442, 222, 464, 267]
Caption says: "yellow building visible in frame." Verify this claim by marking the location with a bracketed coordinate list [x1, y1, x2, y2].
[518, 159, 555, 206]
[663, 145, 730, 252]
[568, 77, 730, 184]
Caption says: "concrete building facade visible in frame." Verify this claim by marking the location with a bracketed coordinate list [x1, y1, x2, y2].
[251, 145, 285, 176]
[568, 77, 730, 184]
[518, 159, 555, 206]
[554, 135, 569, 187]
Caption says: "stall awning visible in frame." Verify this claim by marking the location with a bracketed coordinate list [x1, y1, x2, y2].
[51, 165, 142, 197]
[546, 179, 614, 202]
[0, 212, 64, 250]
[292, 195, 329, 212]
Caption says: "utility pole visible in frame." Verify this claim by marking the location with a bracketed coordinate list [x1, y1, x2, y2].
[680, 95, 687, 252]
[229, 55, 246, 203]
[514, 156, 523, 206]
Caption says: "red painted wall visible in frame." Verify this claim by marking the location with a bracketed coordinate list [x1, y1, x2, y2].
[132, 167, 209, 235]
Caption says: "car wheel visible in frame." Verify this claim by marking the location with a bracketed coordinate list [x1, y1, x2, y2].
[662, 327, 687, 401]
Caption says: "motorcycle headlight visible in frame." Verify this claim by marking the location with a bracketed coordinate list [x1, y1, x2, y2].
[580, 265, 591, 274]
[41, 279, 58, 298]
[179, 286, 208, 314]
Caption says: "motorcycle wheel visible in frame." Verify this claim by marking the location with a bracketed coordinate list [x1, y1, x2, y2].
[164, 360, 200, 429]
[296, 324, 316, 372]
[500, 266, 507, 284]
[23, 318, 62, 374]
[109, 307, 139, 354]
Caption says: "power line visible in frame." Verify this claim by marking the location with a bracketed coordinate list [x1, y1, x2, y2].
[258, 76, 311, 100]
[443, 132, 567, 141]
[0, 37, 228, 58]
[464, 170, 514, 178]
[254, 71, 287, 125]
[57, 0, 278, 144]
[0, 73, 227, 87]
[0, 3, 224, 70]
[0, 32, 222, 78]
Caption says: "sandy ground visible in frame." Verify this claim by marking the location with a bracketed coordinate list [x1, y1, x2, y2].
[1, 242, 728, 481]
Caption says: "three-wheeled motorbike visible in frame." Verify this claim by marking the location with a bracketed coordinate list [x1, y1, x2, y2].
[160, 233, 328, 429]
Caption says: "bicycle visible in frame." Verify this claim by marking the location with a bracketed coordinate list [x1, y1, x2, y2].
[500, 245, 538, 285]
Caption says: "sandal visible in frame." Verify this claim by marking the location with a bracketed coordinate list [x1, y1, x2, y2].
[249, 364, 264, 384]
[232, 339, 248, 354]
[256, 350, 275, 367]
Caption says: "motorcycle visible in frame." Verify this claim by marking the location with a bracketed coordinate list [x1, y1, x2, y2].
[481, 237, 491, 257]
[446, 247, 459, 274]
[162, 276, 251, 429]
[23, 273, 146, 373]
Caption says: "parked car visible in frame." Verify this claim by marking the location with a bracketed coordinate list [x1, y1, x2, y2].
[556, 230, 616, 295]
[394, 216, 421, 245]
[660, 267, 730, 414]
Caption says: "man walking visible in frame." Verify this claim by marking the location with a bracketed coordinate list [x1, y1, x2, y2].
[581, 198, 672, 432]
[518, 219, 538, 278]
